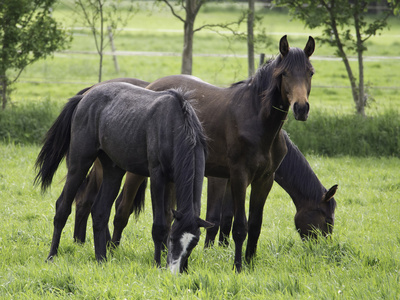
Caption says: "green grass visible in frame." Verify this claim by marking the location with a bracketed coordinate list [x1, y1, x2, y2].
[1, 143, 399, 299]
[1, 2, 400, 298]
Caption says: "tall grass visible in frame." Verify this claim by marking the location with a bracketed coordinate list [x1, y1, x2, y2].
[0, 143, 399, 299]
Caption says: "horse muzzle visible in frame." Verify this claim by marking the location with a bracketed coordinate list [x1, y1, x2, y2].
[293, 102, 310, 121]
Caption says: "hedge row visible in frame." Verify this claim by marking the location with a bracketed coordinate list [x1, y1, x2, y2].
[1, 101, 399, 157]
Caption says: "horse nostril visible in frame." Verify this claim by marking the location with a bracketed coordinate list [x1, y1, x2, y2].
[293, 102, 309, 121]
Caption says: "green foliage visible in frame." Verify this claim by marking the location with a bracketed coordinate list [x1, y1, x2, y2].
[0, 99, 62, 144]
[284, 109, 400, 157]
[0, 0, 71, 108]
[1, 101, 398, 157]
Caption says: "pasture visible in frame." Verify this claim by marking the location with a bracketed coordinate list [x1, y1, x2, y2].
[1, 1, 400, 298]
[1, 144, 400, 298]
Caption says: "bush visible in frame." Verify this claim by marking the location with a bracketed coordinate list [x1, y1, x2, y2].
[1, 101, 399, 157]
[284, 110, 400, 157]
[0, 99, 62, 144]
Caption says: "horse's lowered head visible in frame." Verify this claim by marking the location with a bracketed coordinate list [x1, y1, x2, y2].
[167, 210, 213, 274]
[277, 35, 315, 121]
[294, 184, 338, 239]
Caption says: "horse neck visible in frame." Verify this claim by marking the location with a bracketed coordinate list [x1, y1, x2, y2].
[173, 133, 205, 219]
[274, 136, 326, 210]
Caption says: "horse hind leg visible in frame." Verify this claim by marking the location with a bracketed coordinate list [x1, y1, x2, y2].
[112, 173, 146, 248]
[219, 181, 234, 247]
[47, 157, 95, 261]
[204, 177, 227, 248]
[91, 154, 125, 261]
[73, 161, 103, 243]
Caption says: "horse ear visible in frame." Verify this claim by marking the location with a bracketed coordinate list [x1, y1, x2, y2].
[279, 35, 290, 57]
[304, 36, 315, 57]
[323, 184, 338, 202]
[172, 209, 183, 220]
[196, 217, 214, 229]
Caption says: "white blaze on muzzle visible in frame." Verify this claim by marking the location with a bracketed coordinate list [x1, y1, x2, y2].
[169, 232, 196, 274]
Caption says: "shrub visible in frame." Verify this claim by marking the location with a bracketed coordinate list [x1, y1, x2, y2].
[0, 99, 62, 144]
[284, 110, 400, 157]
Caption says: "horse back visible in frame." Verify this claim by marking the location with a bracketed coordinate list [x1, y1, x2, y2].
[73, 82, 202, 179]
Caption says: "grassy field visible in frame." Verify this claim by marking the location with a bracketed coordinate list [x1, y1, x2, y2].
[1, 1, 399, 299]
[0, 144, 399, 299]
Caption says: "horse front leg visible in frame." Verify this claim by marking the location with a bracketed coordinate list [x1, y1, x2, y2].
[245, 175, 274, 264]
[219, 181, 234, 246]
[162, 182, 175, 250]
[230, 171, 249, 273]
[204, 177, 228, 248]
[150, 170, 168, 267]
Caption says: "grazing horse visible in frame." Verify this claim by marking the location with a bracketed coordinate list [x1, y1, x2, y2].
[204, 130, 338, 247]
[144, 35, 316, 272]
[34, 83, 211, 273]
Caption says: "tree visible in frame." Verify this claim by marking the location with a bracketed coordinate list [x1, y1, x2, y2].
[276, 0, 399, 116]
[74, 0, 136, 82]
[0, 0, 70, 109]
[162, 0, 205, 75]
[162, 0, 245, 75]
[245, 0, 271, 76]
[247, 0, 255, 76]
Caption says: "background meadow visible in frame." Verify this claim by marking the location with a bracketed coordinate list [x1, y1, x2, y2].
[0, 1, 399, 299]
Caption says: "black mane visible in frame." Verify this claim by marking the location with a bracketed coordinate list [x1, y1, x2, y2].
[229, 47, 314, 116]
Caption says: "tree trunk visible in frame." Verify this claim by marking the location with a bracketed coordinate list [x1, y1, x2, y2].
[354, 5, 366, 116]
[0, 74, 7, 110]
[98, 0, 104, 82]
[327, 5, 361, 115]
[356, 51, 365, 116]
[181, 19, 194, 75]
[247, 0, 255, 76]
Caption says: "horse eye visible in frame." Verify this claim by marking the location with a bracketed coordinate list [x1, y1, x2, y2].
[310, 71, 314, 77]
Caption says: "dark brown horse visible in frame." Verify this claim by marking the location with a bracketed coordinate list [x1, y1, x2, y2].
[144, 35, 316, 271]
[204, 130, 337, 247]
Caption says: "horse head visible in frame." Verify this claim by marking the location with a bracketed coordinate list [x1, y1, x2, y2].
[167, 210, 213, 274]
[278, 35, 315, 121]
[294, 184, 338, 239]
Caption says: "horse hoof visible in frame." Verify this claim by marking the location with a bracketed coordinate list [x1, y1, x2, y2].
[233, 263, 242, 273]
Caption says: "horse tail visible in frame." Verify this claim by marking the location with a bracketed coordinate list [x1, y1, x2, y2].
[132, 179, 148, 217]
[167, 89, 207, 212]
[34, 95, 84, 191]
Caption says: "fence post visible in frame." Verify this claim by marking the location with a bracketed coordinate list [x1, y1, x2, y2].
[108, 26, 120, 73]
